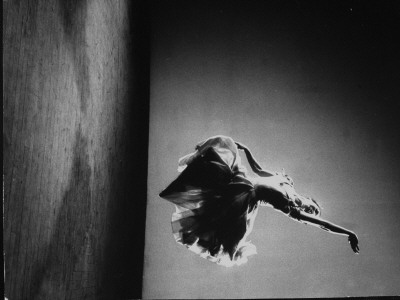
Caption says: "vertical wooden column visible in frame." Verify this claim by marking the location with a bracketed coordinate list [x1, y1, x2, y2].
[3, 0, 149, 299]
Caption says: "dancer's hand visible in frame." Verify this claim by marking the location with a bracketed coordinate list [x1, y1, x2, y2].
[348, 232, 360, 254]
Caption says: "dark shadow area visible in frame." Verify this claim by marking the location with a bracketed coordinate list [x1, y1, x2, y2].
[99, 1, 150, 299]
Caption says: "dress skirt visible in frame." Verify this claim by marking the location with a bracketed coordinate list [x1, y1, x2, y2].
[159, 136, 260, 267]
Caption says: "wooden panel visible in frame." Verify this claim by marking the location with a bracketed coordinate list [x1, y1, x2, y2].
[3, 0, 149, 299]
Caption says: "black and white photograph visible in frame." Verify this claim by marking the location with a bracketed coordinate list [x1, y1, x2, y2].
[3, 0, 400, 299]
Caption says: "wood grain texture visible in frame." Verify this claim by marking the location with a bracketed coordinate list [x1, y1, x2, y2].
[3, 0, 150, 299]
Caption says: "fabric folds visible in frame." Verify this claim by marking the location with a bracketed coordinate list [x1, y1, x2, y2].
[159, 136, 259, 267]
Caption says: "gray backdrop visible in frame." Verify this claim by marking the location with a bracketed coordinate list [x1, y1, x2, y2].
[144, 1, 400, 298]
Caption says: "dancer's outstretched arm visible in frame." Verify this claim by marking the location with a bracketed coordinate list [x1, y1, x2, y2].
[289, 209, 360, 254]
[235, 141, 275, 177]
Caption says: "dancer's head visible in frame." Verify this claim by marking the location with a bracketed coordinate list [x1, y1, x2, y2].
[294, 194, 322, 217]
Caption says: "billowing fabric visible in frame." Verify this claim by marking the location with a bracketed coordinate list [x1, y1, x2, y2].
[159, 136, 259, 267]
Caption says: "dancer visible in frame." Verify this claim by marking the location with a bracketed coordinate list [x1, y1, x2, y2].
[159, 135, 359, 267]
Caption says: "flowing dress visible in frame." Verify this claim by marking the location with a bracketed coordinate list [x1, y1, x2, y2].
[159, 136, 260, 267]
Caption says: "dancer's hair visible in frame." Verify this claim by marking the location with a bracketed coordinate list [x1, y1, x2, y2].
[293, 194, 322, 217]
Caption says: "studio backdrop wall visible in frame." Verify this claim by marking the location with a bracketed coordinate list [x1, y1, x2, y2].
[144, 1, 400, 298]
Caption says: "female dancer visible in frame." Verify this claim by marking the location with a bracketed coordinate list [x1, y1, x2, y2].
[159, 135, 359, 267]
